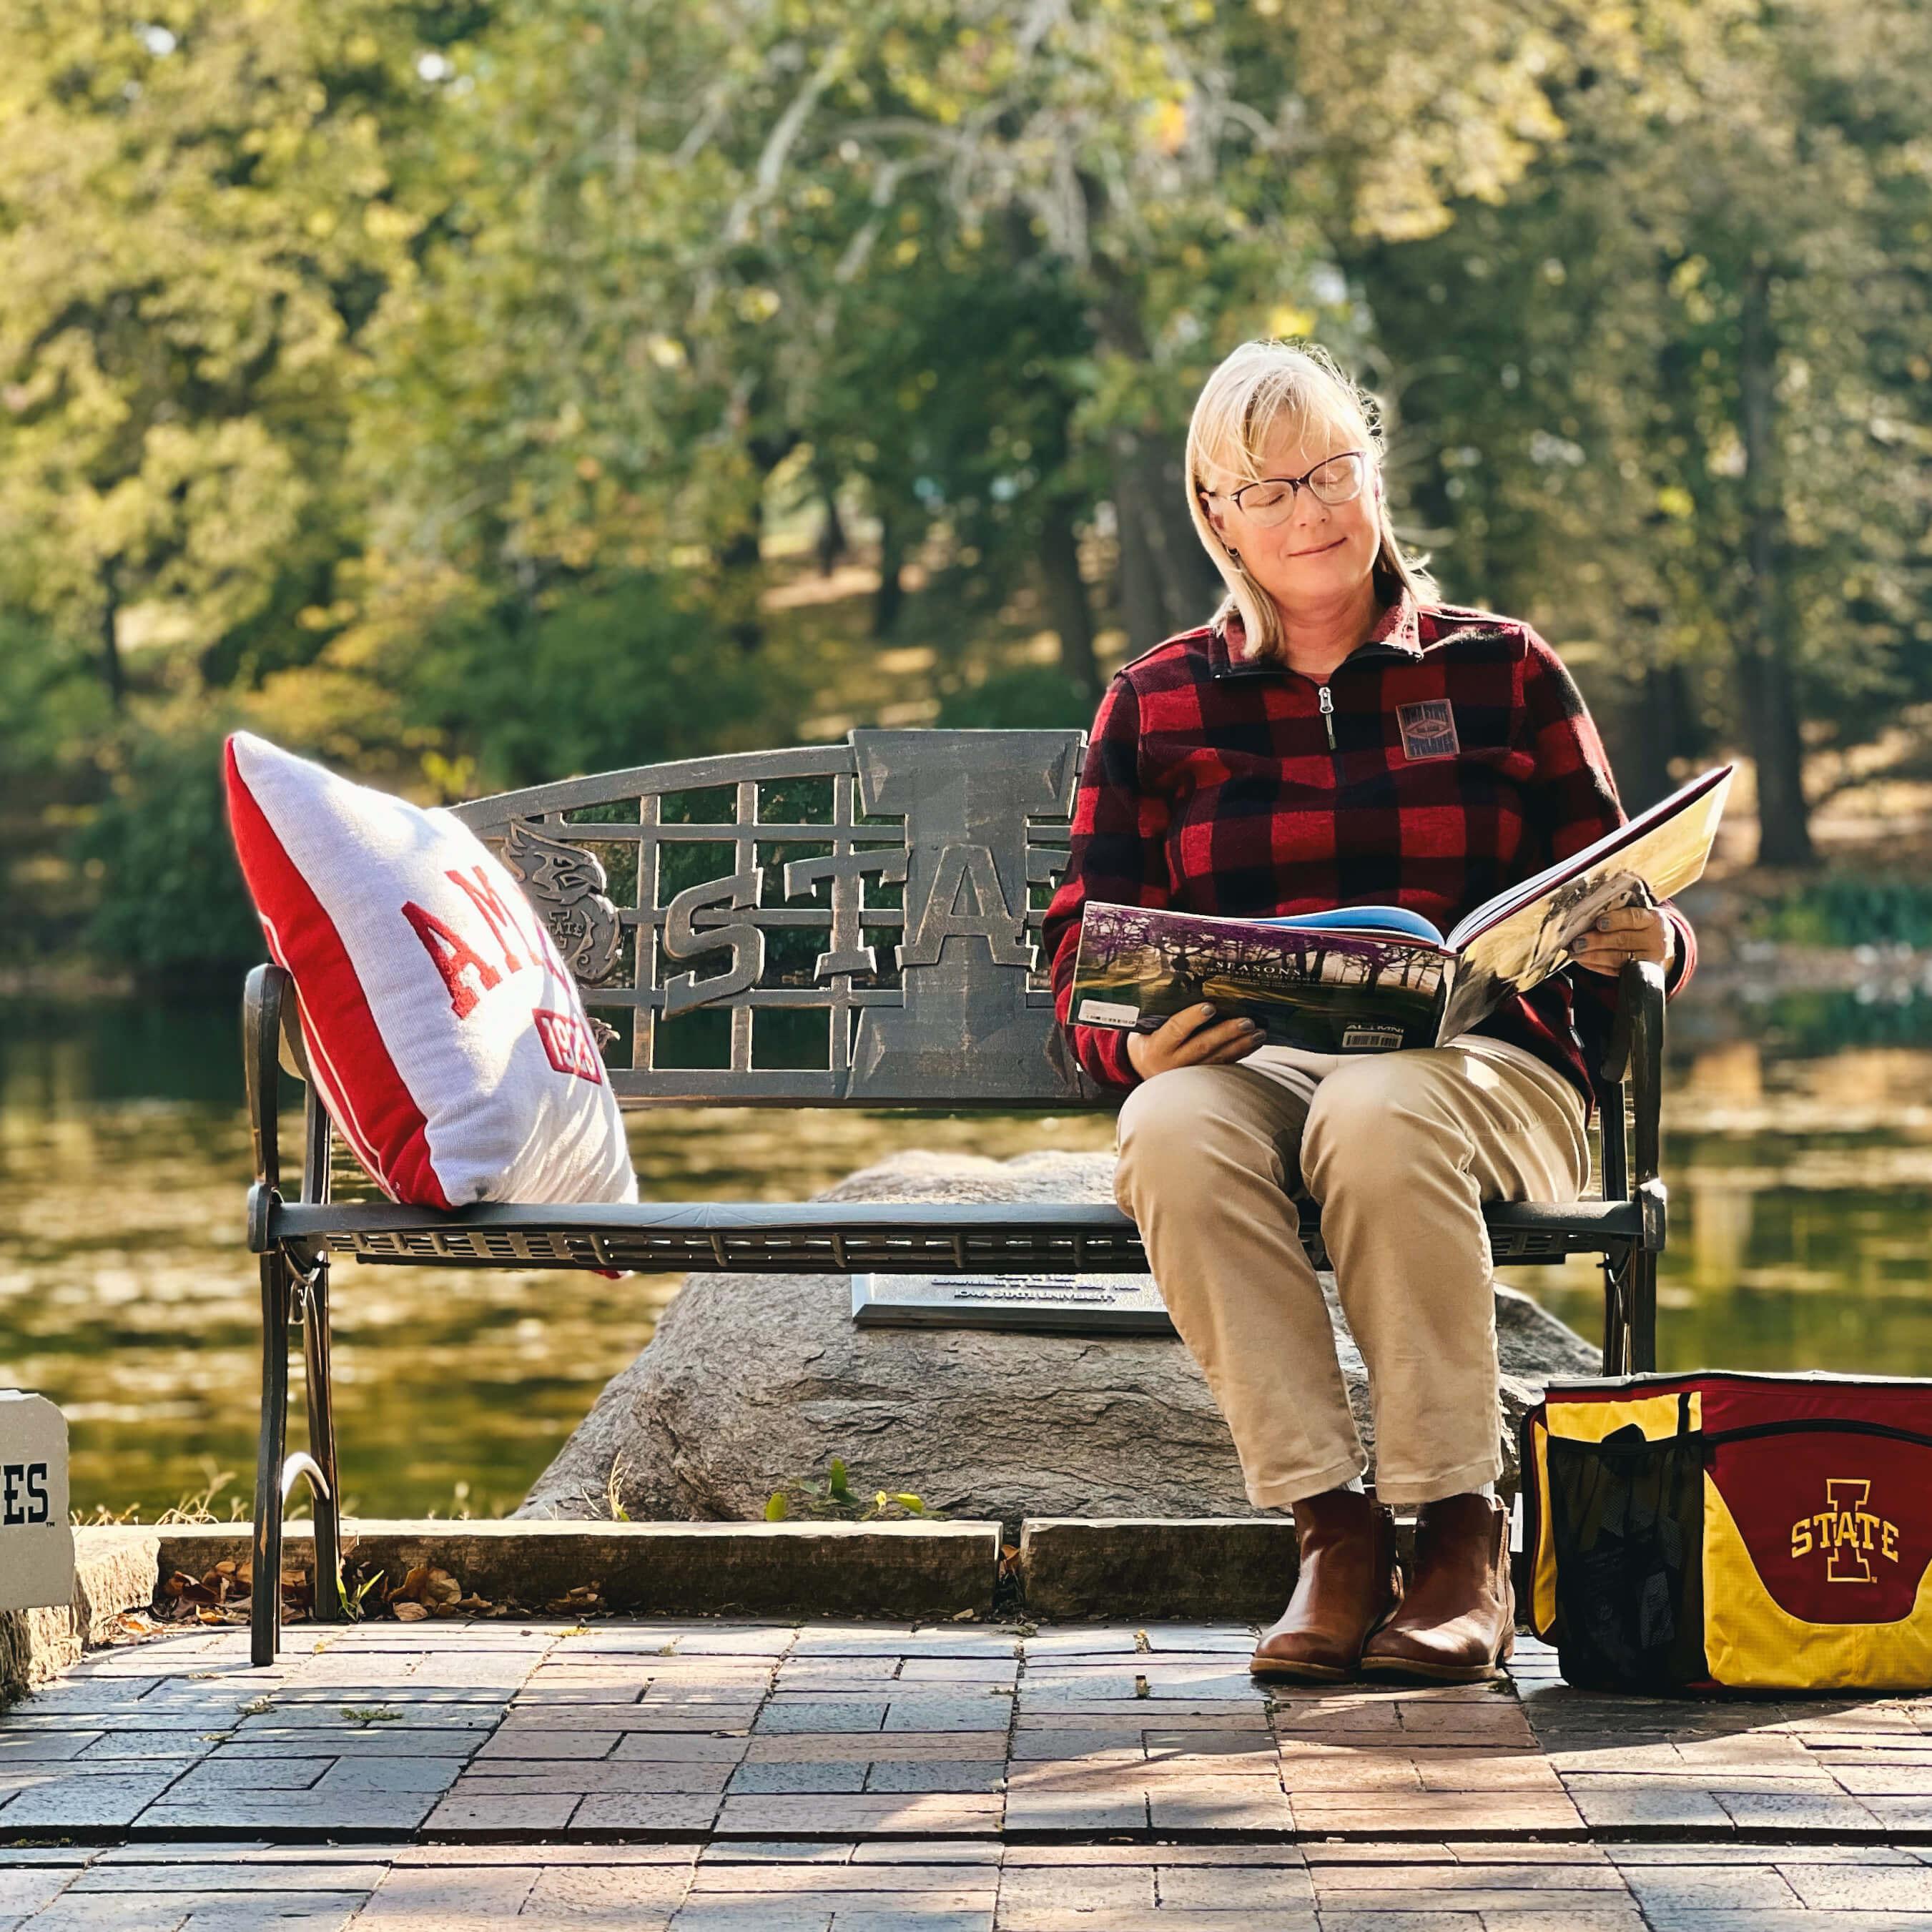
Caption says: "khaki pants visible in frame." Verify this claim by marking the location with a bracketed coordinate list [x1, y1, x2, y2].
[1113, 1041, 1590, 1511]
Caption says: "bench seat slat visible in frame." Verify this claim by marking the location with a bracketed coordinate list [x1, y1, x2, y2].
[267, 1197, 1641, 1274]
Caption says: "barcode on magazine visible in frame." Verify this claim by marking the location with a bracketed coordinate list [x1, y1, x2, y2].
[1078, 997, 1141, 1027]
[1341, 1025, 1406, 1050]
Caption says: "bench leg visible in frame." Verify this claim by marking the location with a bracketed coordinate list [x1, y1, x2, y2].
[300, 1255, 346, 1623]
[250, 1253, 290, 1667]
[1600, 1244, 1635, 1378]
[252, 1247, 348, 1663]
[1627, 1246, 1658, 1374]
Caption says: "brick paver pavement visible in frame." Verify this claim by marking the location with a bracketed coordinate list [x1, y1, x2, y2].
[9, 1620, 1932, 1925]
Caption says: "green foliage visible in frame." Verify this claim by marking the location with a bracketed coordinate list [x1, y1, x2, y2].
[1751, 879, 1932, 952]
[1757, 990, 1932, 1056]
[74, 724, 260, 980]
[346, 1569, 388, 1622]
[0, 619, 113, 784]
[1358, 1, 1932, 850]
[935, 666, 1093, 731]
[401, 573, 799, 793]
[4, 0, 1932, 980]
[767, 1455, 939, 1522]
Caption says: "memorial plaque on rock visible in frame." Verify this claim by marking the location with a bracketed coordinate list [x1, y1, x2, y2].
[0, 1391, 74, 1612]
[852, 1271, 1175, 1335]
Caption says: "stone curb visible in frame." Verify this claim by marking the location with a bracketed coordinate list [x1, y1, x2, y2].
[114, 1514, 1529, 1631]
[1015, 1515, 1537, 1620]
[157, 1519, 1004, 1620]
[0, 1528, 159, 1705]
[1017, 1517, 1306, 1622]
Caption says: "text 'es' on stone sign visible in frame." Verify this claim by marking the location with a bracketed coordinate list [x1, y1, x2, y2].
[0, 1391, 74, 1613]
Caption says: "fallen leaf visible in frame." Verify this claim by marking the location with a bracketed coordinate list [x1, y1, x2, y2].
[393, 1601, 430, 1623]
[390, 1564, 433, 1604]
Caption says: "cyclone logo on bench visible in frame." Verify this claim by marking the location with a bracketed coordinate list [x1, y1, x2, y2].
[500, 820, 624, 986]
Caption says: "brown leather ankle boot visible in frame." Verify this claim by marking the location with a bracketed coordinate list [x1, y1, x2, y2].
[1360, 1492, 1514, 1682]
[1250, 1487, 1401, 1682]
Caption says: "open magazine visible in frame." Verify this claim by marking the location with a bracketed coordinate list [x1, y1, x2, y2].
[1070, 765, 1732, 1055]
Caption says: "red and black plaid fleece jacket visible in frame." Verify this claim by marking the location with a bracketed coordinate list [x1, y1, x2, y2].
[1042, 591, 1697, 1113]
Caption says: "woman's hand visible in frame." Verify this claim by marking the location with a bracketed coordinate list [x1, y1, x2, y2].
[1125, 1003, 1265, 1079]
[1570, 905, 1674, 976]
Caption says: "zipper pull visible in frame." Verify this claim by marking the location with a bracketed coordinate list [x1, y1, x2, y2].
[1317, 684, 1336, 750]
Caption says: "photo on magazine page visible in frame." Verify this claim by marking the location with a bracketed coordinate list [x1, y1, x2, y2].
[1070, 902, 1450, 1055]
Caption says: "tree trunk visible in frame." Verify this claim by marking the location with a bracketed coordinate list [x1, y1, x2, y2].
[1626, 659, 1690, 814]
[1110, 425, 1223, 656]
[718, 430, 802, 654]
[721, 507, 764, 654]
[815, 464, 848, 576]
[1038, 498, 1101, 701]
[874, 511, 907, 639]
[1735, 262, 1815, 868]
[99, 560, 125, 711]
[1080, 235, 1223, 656]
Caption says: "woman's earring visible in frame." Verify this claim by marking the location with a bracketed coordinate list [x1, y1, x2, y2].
[1228, 546, 1243, 568]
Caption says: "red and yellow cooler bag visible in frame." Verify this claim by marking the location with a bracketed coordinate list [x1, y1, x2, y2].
[1522, 1372, 1932, 1692]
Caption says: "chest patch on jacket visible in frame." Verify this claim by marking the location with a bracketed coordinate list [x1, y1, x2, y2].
[1396, 700, 1461, 762]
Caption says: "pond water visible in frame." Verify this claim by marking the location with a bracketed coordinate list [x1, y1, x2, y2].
[2, 992, 1929, 1520]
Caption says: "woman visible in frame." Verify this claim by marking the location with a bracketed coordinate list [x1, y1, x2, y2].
[1041, 340, 1696, 1683]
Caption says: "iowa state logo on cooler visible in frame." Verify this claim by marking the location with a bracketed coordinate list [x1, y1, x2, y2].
[0, 1391, 74, 1613]
[1790, 1477, 1902, 1580]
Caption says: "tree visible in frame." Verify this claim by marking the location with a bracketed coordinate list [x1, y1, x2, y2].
[0, 0, 431, 707]
[342, 0, 1630, 691]
[1351, 0, 1932, 860]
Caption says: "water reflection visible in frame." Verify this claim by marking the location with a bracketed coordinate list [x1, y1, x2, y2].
[3, 999, 1930, 1518]
[1522, 1032, 1932, 1376]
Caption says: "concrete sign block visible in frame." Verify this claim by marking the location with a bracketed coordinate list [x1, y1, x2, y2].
[0, 1391, 74, 1612]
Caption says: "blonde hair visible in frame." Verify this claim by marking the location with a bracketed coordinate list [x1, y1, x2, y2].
[1185, 339, 1436, 661]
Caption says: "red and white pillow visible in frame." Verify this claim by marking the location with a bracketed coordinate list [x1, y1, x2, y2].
[224, 732, 637, 1211]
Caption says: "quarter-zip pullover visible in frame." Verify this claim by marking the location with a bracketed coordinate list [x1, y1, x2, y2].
[1042, 591, 1697, 1111]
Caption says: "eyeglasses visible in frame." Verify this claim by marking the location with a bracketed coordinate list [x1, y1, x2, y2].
[1199, 450, 1369, 526]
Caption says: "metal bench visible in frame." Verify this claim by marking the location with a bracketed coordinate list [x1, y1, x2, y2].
[241, 727, 1668, 1663]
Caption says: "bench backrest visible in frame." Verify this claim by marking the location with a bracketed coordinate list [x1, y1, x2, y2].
[453, 730, 1097, 1108]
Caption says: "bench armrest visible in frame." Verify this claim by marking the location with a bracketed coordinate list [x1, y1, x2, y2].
[244, 963, 291, 1196]
[245, 963, 323, 1251]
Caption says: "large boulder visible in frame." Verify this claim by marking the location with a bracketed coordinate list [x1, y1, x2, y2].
[518, 1148, 1602, 1526]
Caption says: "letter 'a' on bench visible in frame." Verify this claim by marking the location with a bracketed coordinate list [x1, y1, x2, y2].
[240, 728, 1670, 1663]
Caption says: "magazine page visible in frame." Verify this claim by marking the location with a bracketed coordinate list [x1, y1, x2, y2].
[1071, 902, 1453, 1055]
[1444, 764, 1733, 952]
[1435, 766, 1733, 1043]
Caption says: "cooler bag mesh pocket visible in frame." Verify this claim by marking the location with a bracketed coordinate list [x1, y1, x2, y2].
[1543, 1424, 1705, 1693]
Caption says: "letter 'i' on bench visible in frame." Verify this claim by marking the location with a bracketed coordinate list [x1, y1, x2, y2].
[240, 729, 1670, 1664]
